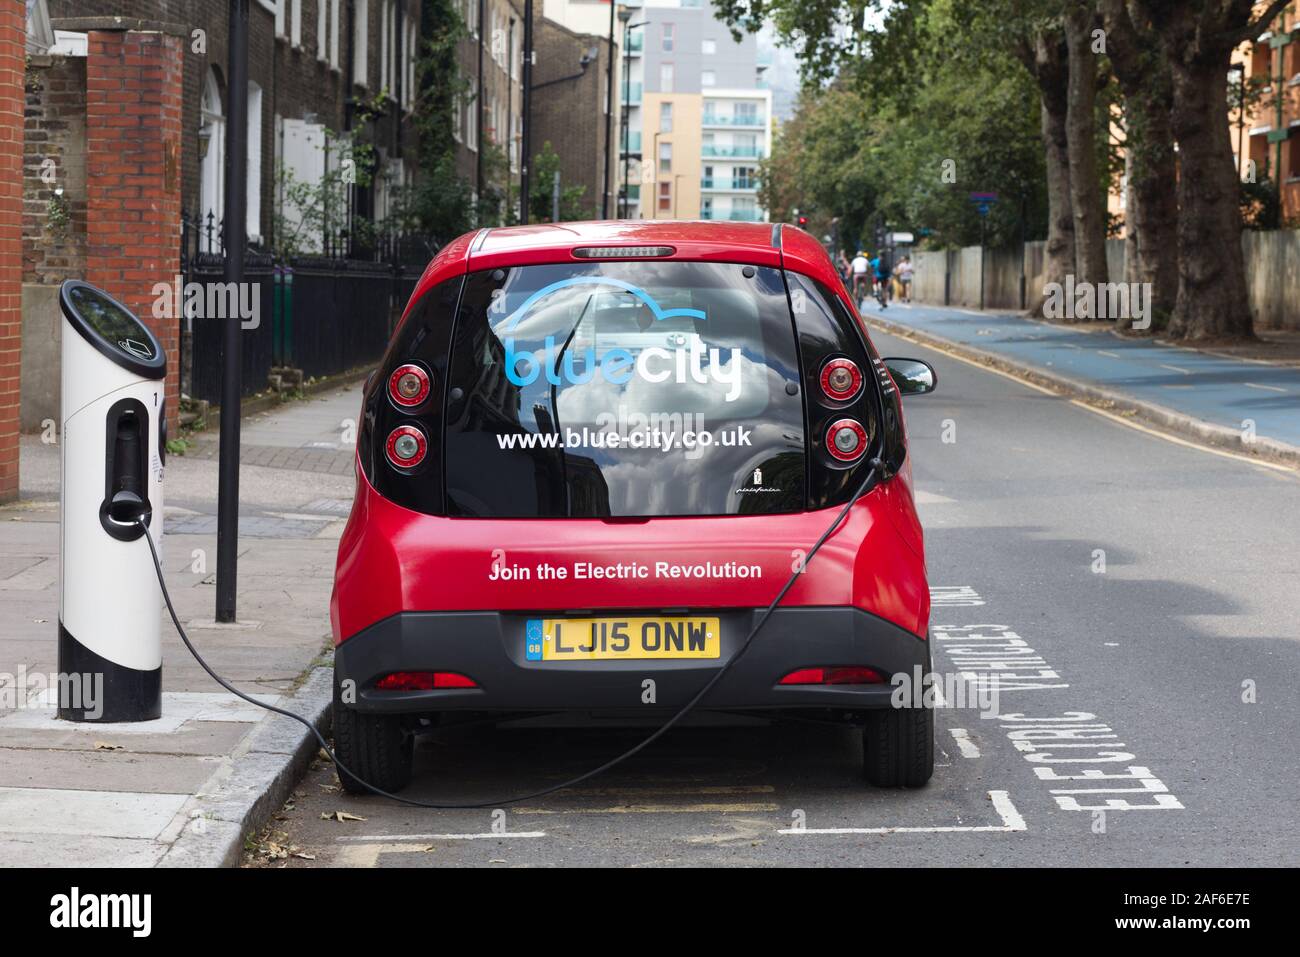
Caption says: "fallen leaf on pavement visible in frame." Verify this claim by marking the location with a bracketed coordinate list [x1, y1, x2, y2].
[321, 811, 367, 822]
[93, 741, 123, 751]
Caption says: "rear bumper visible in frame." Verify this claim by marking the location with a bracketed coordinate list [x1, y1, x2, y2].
[335, 606, 929, 714]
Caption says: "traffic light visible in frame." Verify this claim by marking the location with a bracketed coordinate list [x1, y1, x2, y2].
[797, 215, 808, 228]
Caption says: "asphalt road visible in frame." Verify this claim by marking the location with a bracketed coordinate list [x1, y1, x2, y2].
[257, 328, 1300, 867]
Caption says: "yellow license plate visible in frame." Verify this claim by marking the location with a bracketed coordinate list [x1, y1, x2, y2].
[524, 617, 721, 661]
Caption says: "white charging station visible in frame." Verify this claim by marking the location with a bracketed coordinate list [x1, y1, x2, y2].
[58, 280, 167, 722]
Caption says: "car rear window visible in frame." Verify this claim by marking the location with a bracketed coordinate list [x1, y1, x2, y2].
[443, 260, 806, 517]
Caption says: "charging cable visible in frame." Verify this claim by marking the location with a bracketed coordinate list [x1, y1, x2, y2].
[140, 457, 885, 809]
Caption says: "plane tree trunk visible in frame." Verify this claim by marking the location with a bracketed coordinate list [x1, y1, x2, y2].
[1131, 0, 1291, 340]
[1016, 27, 1075, 317]
[1063, 1, 1109, 296]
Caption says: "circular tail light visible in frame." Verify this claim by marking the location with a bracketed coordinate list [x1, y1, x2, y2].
[385, 425, 428, 469]
[826, 418, 868, 462]
[389, 363, 431, 407]
[820, 358, 863, 401]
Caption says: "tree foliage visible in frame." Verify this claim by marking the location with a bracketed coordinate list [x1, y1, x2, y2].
[756, 0, 1048, 252]
[529, 142, 592, 223]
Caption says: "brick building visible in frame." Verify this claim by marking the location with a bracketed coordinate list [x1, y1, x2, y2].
[44, 0, 424, 252]
[21, 10, 187, 434]
[1, 4, 24, 502]
[531, 9, 616, 218]
[449, 0, 621, 222]
[17, 0, 426, 430]
[451, 0, 524, 219]
[1236, 2, 1300, 221]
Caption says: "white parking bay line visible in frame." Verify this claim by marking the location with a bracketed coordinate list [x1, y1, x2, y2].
[949, 728, 981, 758]
[337, 831, 546, 843]
[1244, 382, 1287, 393]
[778, 790, 1026, 835]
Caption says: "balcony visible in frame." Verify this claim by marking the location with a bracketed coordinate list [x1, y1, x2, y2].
[701, 112, 766, 128]
[621, 81, 642, 105]
[701, 178, 758, 191]
[621, 131, 642, 153]
[701, 144, 764, 159]
[625, 33, 643, 56]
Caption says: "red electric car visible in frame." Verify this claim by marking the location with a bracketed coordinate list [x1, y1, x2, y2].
[330, 221, 938, 793]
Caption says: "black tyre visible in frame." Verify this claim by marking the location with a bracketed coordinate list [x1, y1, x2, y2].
[332, 678, 413, 795]
[863, 704, 934, 788]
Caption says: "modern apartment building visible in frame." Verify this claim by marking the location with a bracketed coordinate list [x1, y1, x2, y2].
[618, 0, 771, 221]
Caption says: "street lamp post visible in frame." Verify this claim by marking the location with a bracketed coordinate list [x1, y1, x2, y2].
[620, 17, 644, 218]
[601, 3, 619, 218]
[651, 130, 661, 219]
[519, 0, 534, 223]
[216, 0, 249, 622]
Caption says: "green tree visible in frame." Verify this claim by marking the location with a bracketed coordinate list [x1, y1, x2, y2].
[528, 142, 592, 223]
[397, 0, 485, 236]
[754, 0, 1047, 255]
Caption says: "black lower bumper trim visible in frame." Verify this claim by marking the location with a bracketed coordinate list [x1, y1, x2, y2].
[335, 607, 929, 714]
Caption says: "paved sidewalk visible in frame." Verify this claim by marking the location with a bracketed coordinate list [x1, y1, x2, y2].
[0, 384, 365, 866]
[862, 302, 1300, 464]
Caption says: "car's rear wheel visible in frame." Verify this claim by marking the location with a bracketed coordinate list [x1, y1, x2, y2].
[863, 704, 934, 788]
[332, 678, 413, 795]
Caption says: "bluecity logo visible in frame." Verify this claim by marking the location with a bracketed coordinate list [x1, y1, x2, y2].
[500, 278, 744, 401]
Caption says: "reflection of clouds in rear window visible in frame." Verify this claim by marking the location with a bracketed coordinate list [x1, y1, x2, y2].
[555, 351, 780, 422]
[445, 261, 808, 517]
[491, 268, 774, 420]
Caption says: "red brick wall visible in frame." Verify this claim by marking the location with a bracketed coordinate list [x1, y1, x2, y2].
[24, 55, 89, 284]
[0, 3, 24, 502]
[85, 30, 184, 428]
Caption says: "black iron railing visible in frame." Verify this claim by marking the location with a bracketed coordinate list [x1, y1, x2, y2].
[179, 210, 440, 404]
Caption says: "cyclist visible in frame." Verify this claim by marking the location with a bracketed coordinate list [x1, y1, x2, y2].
[850, 250, 871, 302]
[869, 252, 892, 308]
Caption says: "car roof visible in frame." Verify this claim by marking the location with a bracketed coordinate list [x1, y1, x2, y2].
[473, 220, 782, 256]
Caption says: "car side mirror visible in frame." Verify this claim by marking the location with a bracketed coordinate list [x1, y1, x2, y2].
[883, 357, 937, 395]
